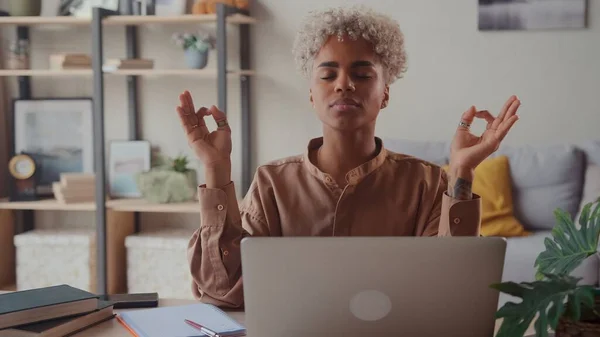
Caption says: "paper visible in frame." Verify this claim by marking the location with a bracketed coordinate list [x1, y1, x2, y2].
[119, 303, 245, 337]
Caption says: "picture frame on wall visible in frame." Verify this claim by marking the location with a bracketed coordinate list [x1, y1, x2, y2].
[13, 98, 94, 196]
[478, 0, 588, 31]
[60, 0, 121, 17]
[108, 140, 151, 198]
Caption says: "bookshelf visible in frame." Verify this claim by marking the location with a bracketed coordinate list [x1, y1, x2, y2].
[0, 13, 256, 26]
[0, 69, 256, 77]
[0, 4, 254, 295]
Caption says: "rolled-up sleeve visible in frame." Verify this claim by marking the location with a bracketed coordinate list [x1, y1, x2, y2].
[418, 166, 482, 237]
[187, 182, 246, 308]
[437, 192, 481, 236]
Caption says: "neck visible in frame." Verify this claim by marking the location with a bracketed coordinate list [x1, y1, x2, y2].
[317, 126, 378, 177]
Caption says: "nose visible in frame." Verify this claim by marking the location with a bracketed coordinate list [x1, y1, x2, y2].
[334, 73, 355, 93]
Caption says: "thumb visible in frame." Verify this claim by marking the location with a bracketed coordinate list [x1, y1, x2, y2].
[210, 105, 230, 131]
[457, 106, 476, 131]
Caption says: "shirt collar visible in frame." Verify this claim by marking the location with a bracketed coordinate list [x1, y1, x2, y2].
[303, 137, 388, 186]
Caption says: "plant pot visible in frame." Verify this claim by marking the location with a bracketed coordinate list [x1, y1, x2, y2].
[136, 169, 197, 203]
[184, 49, 209, 69]
[556, 295, 600, 336]
[9, 0, 41, 16]
[556, 317, 600, 337]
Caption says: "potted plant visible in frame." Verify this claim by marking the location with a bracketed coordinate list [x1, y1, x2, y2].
[171, 30, 216, 69]
[492, 198, 600, 337]
[136, 154, 198, 203]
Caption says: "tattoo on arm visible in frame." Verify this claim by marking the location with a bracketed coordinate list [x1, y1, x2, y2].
[448, 177, 473, 200]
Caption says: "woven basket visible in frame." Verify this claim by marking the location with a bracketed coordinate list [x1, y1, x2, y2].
[555, 317, 600, 337]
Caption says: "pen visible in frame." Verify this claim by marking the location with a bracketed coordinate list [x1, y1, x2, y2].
[185, 318, 220, 337]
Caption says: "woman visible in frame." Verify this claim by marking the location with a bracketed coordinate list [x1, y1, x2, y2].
[178, 5, 520, 309]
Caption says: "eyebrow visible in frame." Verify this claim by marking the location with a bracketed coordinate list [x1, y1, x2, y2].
[317, 61, 375, 68]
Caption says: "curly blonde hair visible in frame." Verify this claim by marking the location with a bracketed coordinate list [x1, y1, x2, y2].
[292, 5, 408, 85]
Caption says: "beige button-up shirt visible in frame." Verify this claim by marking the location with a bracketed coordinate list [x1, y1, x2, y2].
[188, 137, 481, 308]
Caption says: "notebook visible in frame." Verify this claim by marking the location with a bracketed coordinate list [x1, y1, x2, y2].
[0, 285, 99, 330]
[117, 303, 246, 337]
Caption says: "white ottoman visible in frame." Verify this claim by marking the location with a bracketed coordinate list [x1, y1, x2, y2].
[125, 229, 195, 300]
[14, 229, 96, 292]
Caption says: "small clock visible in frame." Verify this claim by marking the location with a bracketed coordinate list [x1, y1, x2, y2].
[8, 153, 38, 201]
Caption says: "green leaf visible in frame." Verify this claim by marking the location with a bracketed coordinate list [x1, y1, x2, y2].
[493, 274, 594, 337]
[534, 201, 600, 280]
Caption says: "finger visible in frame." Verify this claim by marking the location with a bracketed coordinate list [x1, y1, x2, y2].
[458, 106, 476, 131]
[184, 90, 196, 116]
[209, 105, 231, 132]
[492, 95, 517, 129]
[179, 92, 193, 115]
[503, 98, 521, 122]
[177, 106, 206, 137]
[496, 115, 519, 142]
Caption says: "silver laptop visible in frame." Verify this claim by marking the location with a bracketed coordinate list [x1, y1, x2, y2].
[240, 236, 507, 337]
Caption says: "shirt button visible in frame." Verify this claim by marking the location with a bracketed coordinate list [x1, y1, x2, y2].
[453, 217, 461, 224]
[222, 250, 229, 256]
[217, 204, 224, 211]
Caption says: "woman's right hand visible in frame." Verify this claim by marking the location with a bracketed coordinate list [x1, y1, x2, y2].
[177, 90, 232, 187]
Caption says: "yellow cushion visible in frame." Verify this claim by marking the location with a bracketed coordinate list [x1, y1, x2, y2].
[444, 156, 529, 237]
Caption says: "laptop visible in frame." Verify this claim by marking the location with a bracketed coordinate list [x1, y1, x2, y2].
[240, 236, 507, 337]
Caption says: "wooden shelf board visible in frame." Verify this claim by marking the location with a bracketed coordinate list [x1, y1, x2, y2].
[0, 69, 256, 77]
[0, 198, 204, 213]
[106, 199, 201, 213]
[0, 69, 92, 77]
[0, 14, 256, 26]
[0, 16, 90, 26]
[0, 284, 16, 292]
[0, 198, 96, 211]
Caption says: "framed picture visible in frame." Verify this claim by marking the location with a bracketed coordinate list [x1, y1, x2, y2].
[13, 98, 94, 196]
[108, 140, 151, 198]
[60, 0, 120, 17]
[479, 0, 588, 31]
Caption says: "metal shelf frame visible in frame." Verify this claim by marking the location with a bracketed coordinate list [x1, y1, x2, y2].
[6, 3, 252, 295]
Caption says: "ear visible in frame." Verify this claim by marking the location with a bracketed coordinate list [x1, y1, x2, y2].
[309, 89, 314, 105]
[381, 85, 390, 109]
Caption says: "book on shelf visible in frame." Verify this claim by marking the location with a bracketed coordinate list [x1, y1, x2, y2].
[103, 58, 154, 71]
[0, 300, 115, 337]
[0, 284, 101, 330]
[49, 53, 91, 70]
[53, 173, 96, 204]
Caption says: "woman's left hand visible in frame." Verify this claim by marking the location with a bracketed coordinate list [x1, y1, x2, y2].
[449, 95, 521, 172]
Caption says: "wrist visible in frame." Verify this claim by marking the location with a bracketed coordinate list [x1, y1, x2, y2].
[449, 166, 474, 182]
[447, 165, 474, 200]
[205, 160, 232, 189]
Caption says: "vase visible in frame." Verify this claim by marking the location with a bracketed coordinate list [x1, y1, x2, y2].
[9, 0, 41, 16]
[184, 49, 209, 69]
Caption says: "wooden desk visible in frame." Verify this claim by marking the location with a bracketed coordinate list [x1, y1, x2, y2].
[0, 292, 537, 336]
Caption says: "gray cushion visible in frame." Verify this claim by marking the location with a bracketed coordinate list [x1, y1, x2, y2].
[576, 164, 600, 221]
[495, 144, 585, 230]
[382, 138, 449, 166]
[498, 231, 598, 308]
[581, 140, 600, 166]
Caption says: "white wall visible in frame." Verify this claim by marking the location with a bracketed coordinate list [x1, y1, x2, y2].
[0, 0, 598, 228]
[251, 0, 600, 167]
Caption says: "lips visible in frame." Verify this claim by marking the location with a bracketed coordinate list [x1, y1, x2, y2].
[330, 98, 360, 107]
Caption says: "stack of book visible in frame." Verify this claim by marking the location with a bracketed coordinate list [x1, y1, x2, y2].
[0, 284, 115, 337]
[49, 54, 92, 70]
[52, 173, 96, 204]
[103, 58, 154, 72]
